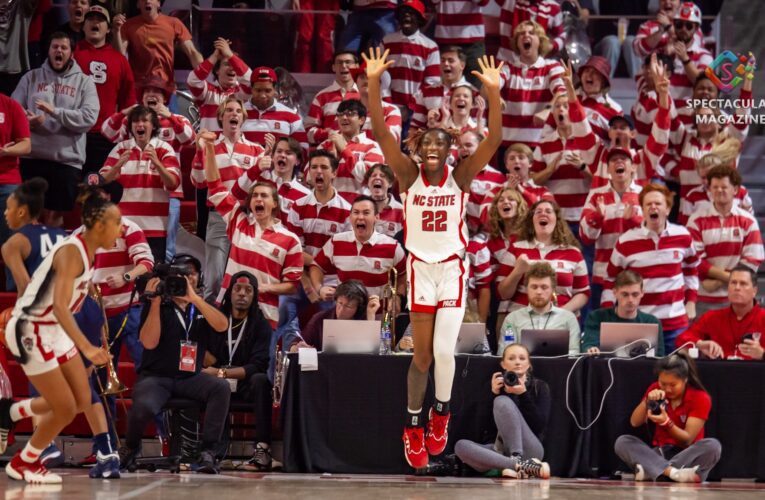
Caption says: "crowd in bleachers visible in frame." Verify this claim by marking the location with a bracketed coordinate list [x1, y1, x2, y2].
[1, 0, 764, 478]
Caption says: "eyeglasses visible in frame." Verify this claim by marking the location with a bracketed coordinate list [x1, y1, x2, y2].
[335, 60, 357, 67]
[336, 110, 359, 118]
[673, 20, 695, 31]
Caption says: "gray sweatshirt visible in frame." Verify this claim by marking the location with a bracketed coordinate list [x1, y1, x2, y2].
[12, 58, 99, 168]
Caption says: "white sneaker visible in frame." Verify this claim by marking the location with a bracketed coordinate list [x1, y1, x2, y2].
[634, 464, 647, 481]
[670, 465, 700, 483]
[501, 468, 518, 478]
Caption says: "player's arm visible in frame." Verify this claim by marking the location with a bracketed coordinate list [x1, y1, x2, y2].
[362, 47, 419, 190]
[1, 234, 32, 296]
[51, 245, 109, 365]
[453, 56, 504, 191]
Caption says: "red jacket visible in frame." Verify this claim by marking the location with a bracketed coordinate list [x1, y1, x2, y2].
[676, 303, 765, 359]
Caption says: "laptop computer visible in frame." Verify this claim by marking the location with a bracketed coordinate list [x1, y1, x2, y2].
[322, 319, 382, 354]
[456, 323, 488, 354]
[519, 329, 571, 356]
[599, 322, 659, 357]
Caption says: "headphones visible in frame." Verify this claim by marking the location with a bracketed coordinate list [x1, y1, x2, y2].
[171, 254, 204, 289]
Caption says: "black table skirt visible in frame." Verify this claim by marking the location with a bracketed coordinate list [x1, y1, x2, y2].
[281, 354, 765, 479]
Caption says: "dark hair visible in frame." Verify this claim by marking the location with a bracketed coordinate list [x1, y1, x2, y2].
[519, 199, 580, 249]
[352, 194, 378, 214]
[706, 165, 742, 187]
[273, 137, 304, 167]
[654, 351, 707, 393]
[308, 149, 339, 172]
[243, 182, 280, 218]
[77, 185, 115, 229]
[333, 50, 359, 64]
[12, 178, 49, 220]
[335, 279, 369, 319]
[729, 264, 757, 285]
[337, 99, 367, 119]
[614, 270, 643, 290]
[363, 163, 395, 185]
[126, 105, 160, 138]
[440, 45, 466, 62]
[694, 73, 718, 92]
[47, 31, 73, 51]
[171, 253, 202, 275]
[643, 53, 674, 75]
[524, 261, 557, 288]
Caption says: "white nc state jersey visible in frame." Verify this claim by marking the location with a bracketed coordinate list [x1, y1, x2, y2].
[12, 234, 94, 322]
[402, 166, 469, 263]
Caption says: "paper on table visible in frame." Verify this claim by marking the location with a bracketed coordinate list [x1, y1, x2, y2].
[298, 347, 318, 371]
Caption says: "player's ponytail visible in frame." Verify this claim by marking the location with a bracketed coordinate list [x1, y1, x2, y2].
[654, 350, 707, 393]
[13, 177, 49, 220]
[77, 184, 114, 229]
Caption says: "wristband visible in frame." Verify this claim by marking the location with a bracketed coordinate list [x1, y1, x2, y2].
[659, 417, 673, 427]
[579, 163, 587, 172]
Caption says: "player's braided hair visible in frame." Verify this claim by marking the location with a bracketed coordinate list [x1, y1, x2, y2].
[404, 127, 462, 157]
[76, 184, 114, 229]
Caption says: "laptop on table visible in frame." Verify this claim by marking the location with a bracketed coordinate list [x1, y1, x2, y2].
[519, 329, 571, 356]
[322, 319, 382, 354]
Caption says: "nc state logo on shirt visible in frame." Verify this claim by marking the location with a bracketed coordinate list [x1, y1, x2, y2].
[674, 251, 680, 259]
[680, 414, 687, 424]
[557, 261, 563, 269]
[733, 228, 741, 237]
[161, 129, 172, 139]
[374, 261, 381, 270]
[274, 123, 281, 130]
[331, 224, 337, 232]
[272, 247, 280, 257]
[388, 223, 395, 231]
[243, 156, 251, 166]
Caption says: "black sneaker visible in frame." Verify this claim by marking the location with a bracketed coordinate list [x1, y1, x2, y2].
[118, 446, 139, 470]
[515, 458, 550, 479]
[0, 398, 15, 454]
[247, 443, 272, 471]
[196, 450, 219, 474]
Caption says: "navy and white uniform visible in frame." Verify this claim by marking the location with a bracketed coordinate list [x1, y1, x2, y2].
[401, 165, 469, 313]
[5, 234, 94, 375]
[18, 223, 68, 276]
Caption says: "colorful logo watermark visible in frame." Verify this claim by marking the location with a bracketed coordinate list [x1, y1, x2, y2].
[705, 50, 756, 93]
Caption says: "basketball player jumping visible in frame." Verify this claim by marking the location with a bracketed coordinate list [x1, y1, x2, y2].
[363, 47, 503, 469]
[0, 187, 120, 483]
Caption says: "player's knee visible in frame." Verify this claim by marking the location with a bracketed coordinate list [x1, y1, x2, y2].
[413, 351, 433, 371]
[51, 398, 77, 423]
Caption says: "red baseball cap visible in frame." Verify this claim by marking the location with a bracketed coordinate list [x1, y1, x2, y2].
[138, 76, 171, 101]
[606, 147, 632, 162]
[397, 0, 426, 21]
[251, 66, 277, 85]
[350, 61, 367, 81]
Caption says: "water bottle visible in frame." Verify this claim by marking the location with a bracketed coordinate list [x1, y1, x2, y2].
[503, 327, 515, 349]
[379, 322, 392, 355]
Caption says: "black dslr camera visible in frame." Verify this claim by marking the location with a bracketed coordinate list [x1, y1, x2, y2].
[647, 399, 665, 415]
[135, 263, 190, 300]
[503, 371, 519, 387]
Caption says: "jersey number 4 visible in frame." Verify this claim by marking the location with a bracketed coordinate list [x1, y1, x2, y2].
[422, 210, 447, 232]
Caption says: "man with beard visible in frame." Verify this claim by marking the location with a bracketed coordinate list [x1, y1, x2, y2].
[191, 97, 265, 301]
[74, 5, 137, 175]
[305, 51, 360, 146]
[202, 271, 276, 470]
[12, 31, 99, 227]
[498, 261, 580, 355]
[664, 3, 713, 113]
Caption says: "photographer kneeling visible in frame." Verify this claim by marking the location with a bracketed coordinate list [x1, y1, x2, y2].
[614, 351, 721, 483]
[120, 256, 230, 474]
[454, 344, 551, 479]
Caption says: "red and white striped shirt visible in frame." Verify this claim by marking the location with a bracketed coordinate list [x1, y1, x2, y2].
[243, 168, 311, 225]
[478, 180, 554, 231]
[382, 30, 442, 111]
[488, 233, 516, 314]
[499, 53, 565, 148]
[467, 233, 492, 291]
[208, 179, 303, 327]
[688, 205, 764, 303]
[531, 101, 599, 222]
[578, 89, 623, 142]
[351, 0, 396, 9]
[312, 230, 406, 297]
[676, 88, 752, 141]
[589, 104, 671, 189]
[579, 183, 644, 285]
[368, 194, 404, 238]
[410, 76, 471, 130]
[242, 100, 309, 153]
[190, 135, 264, 198]
[362, 100, 402, 144]
[317, 135, 385, 203]
[88, 218, 154, 317]
[633, 19, 703, 58]
[467, 165, 506, 234]
[305, 81, 361, 145]
[679, 184, 753, 226]
[631, 84, 683, 150]
[668, 44, 713, 114]
[603, 223, 699, 330]
[286, 190, 353, 257]
[433, 0, 490, 45]
[100, 138, 180, 238]
[101, 112, 195, 154]
[497, 0, 565, 60]
[503, 239, 590, 309]
[186, 55, 252, 133]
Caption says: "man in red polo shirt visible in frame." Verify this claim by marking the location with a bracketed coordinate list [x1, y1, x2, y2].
[677, 265, 765, 360]
[0, 93, 31, 246]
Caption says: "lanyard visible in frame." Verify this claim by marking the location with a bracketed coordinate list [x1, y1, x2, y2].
[174, 304, 196, 341]
[227, 317, 247, 365]
[529, 309, 552, 331]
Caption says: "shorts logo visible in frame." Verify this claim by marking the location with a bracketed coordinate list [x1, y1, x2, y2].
[22, 337, 34, 352]
[442, 300, 457, 307]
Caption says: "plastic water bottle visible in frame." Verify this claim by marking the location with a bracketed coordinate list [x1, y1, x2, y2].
[503, 328, 515, 349]
[379, 322, 392, 355]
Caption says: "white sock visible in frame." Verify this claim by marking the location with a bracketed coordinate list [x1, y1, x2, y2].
[432, 307, 466, 402]
[10, 399, 36, 422]
[21, 442, 45, 464]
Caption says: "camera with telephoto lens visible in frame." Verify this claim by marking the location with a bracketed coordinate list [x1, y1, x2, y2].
[503, 370, 519, 387]
[647, 399, 665, 415]
[135, 263, 190, 299]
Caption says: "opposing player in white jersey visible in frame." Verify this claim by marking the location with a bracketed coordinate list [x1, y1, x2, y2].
[0, 187, 120, 483]
[364, 47, 503, 469]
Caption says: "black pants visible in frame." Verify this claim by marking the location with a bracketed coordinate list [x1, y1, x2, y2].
[125, 373, 231, 453]
[234, 373, 273, 445]
[147, 237, 167, 265]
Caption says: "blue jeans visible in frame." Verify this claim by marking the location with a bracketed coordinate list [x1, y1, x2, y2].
[166, 197, 181, 262]
[663, 327, 687, 356]
[594, 35, 641, 79]
[567, 221, 595, 324]
[0, 183, 19, 290]
[336, 9, 397, 53]
[107, 304, 144, 368]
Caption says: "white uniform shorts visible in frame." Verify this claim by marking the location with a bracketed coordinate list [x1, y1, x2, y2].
[4, 317, 78, 376]
[406, 254, 468, 314]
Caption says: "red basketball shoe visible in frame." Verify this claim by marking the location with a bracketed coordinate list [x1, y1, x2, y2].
[402, 426, 428, 469]
[425, 408, 450, 456]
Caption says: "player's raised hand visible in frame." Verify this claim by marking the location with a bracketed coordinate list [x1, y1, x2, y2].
[362, 47, 394, 80]
[471, 55, 504, 91]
